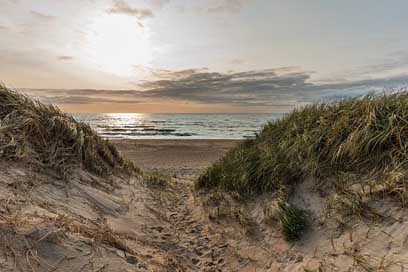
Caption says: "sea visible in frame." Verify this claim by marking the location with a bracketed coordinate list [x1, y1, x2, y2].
[72, 113, 283, 139]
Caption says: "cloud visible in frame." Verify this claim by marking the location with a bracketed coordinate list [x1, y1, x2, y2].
[149, 0, 170, 9]
[229, 59, 246, 65]
[322, 51, 408, 83]
[107, 0, 154, 20]
[30, 11, 55, 20]
[23, 68, 408, 109]
[138, 68, 312, 106]
[138, 68, 408, 107]
[39, 95, 140, 105]
[207, 0, 251, 13]
[57, 56, 74, 61]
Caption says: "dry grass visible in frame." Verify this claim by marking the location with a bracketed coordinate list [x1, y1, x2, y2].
[143, 171, 169, 188]
[0, 214, 139, 271]
[0, 84, 138, 178]
[196, 91, 408, 206]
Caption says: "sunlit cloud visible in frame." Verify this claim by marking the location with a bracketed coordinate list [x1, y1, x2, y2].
[107, 0, 154, 20]
[207, 0, 252, 13]
[58, 56, 74, 61]
[2, 0, 408, 112]
[30, 10, 55, 20]
[23, 67, 408, 110]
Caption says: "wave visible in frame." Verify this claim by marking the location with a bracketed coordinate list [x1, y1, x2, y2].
[72, 113, 282, 139]
[99, 131, 197, 137]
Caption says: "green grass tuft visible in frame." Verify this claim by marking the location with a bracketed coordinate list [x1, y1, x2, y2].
[143, 171, 169, 187]
[0, 84, 138, 178]
[196, 91, 408, 204]
[279, 204, 308, 242]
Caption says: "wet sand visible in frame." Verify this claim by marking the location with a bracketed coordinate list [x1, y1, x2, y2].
[113, 139, 241, 176]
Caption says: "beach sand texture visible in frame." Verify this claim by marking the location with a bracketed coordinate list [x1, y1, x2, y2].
[2, 138, 408, 271]
[113, 139, 240, 176]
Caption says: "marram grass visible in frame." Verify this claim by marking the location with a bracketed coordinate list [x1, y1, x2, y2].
[0, 84, 137, 177]
[196, 91, 408, 204]
[278, 204, 308, 242]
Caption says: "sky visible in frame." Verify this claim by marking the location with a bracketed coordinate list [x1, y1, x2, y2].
[1, 0, 408, 113]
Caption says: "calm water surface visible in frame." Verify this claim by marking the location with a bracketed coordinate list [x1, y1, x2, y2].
[72, 113, 283, 139]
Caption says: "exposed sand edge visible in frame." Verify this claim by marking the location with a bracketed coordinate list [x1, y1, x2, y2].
[197, 177, 408, 271]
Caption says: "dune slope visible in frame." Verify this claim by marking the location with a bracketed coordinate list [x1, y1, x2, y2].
[195, 92, 408, 271]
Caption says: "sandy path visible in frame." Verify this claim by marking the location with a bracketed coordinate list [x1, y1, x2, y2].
[112, 139, 240, 176]
[113, 139, 253, 271]
[145, 180, 231, 271]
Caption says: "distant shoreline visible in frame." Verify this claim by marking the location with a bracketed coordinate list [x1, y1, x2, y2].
[73, 112, 278, 139]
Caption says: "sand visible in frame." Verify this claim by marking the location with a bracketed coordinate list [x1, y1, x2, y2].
[113, 140, 408, 271]
[2, 139, 408, 271]
[113, 139, 240, 176]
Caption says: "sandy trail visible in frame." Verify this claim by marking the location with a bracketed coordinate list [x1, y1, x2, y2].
[110, 175, 250, 271]
[113, 139, 408, 272]
[0, 139, 252, 272]
[112, 139, 257, 271]
[3, 139, 405, 271]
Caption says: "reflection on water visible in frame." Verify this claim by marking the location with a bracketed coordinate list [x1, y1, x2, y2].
[72, 113, 283, 139]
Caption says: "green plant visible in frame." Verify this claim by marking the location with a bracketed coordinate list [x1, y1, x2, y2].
[143, 171, 169, 187]
[0, 84, 137, 178]
[279, 204, 308, 242]
[196, 91, 408, 205]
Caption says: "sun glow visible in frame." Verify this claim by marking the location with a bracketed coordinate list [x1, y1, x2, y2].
[82, 14, 153, 76]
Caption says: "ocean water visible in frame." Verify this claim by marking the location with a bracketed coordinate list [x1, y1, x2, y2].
[72, 113, 283, 139]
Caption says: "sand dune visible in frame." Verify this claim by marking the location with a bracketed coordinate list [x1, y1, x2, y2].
[2, 85, 408, 271]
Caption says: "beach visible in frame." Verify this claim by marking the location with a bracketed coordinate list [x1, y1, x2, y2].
[2, 83, 408, 271]
[113, 139, 241, 176]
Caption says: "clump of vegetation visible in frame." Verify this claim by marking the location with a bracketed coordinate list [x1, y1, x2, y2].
[0, 84, 137, 177]
[278, 204, 308, 242]
[196, 91, 408, 205]
[143, 171, 169, 187]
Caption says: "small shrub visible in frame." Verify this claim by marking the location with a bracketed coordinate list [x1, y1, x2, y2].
[143, 172, 169, 187]
[279, 204, 308, 242]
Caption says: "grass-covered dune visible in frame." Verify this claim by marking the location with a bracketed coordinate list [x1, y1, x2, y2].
[0, 84, 135, 177]
[197, 92, 408, 204]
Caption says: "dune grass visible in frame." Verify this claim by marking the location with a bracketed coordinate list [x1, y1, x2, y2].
[278, 204, 308, 242]
[143, 171, 169, 187]
[0, 84, 137, 178]
[196, 91, 408, 205]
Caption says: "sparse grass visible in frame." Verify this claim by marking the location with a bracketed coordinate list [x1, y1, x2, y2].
[278, 204, 308, 242]
[0, 84, 138, 178]
[143, 171, 169, 187]
[196, 91, 408, 206]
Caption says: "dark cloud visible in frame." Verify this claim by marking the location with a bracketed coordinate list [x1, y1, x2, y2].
[39, 95, 140, 105]
[138, 68, 312, 106]
[107, 0, 154, 20]
[357, 53, 408, 76]
[25, 89, 138, 98]
[57, 56, 74, 61]
[23, 68, 408, 108]
[333, 52, 408, 80]
[30, 11, 55, 20]
[138, 69, 408, 107]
